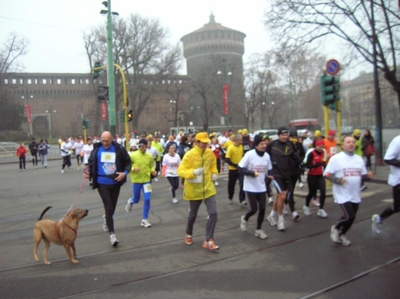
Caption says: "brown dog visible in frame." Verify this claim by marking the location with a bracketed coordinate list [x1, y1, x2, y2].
[33, 206, 88, 265]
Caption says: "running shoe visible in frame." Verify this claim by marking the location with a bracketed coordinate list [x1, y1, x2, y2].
[303, 205, 311, 216]
[277, 220, 285, 231]
[185, 235, 193, 245]
[110, 233, 119, 247]
[202, 239, 219, 250]
[330, 225, 340, 243]
[292, 211, 300, 221]
[125, 199, 132, 213]
[172, 198, 178, 204]
[267, 215, 277, 226]
[317, 209, 328, 218]
[371, 214, 381, 234]
[339, 234, 351, 246]
[141, 219, 151, 228]
[240, 215, 247, 231]
[254, 229, 268, 239]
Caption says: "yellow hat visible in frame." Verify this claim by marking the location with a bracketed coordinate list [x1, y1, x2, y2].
[238, 129, 242, 134]
[242, 129, 248, 135]
[195, 132, 211, 143]
[313, 130, 322, 137]
[353, 129, 361, 136]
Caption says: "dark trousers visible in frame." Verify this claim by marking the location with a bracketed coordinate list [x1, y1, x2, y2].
[334, 202, 359, 235]
[167, 176, 179, 197]
[244, 192, 266, 230]
[19, 157, 26, 169]
[305, 175, 326, 209]
[228, 169, 245, 203]
[97, 184, 121, 234]
[62, 155, 71, 169]
[380, 184, 400, 220]
[31, 153, 38, 166]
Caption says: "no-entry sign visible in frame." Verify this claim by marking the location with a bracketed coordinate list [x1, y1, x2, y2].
[326, 59, 340, 76]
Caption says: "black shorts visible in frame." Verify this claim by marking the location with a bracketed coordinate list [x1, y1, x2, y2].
[272, 177, 295, 194]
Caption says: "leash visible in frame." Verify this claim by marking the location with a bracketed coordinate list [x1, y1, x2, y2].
[64, 177, 87, 217]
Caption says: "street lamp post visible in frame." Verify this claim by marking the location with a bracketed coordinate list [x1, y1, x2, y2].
[289, 77, 295, 122]
[100, 0, 119, 136]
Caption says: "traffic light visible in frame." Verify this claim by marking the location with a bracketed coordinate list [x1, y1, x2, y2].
[97, 86, 108, 103]
[85, 119, 90, 128]
[127, 109, 133, 122]
[82, 119, 86, 129]
[119, 110, 125, 122]
[320, 75, 340, 109]
[93, 62, 101, 79]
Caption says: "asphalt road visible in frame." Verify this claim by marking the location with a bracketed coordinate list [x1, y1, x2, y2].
[0, 160, 399, 299]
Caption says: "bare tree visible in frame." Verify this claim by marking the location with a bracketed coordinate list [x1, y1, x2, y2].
[83, 14, 181, 130]
[265, 0, 400, 108]
[0, 32, 29, 74]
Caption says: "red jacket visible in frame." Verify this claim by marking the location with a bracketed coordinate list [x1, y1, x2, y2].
[305, 149, 325, 176]
[16, 146, 27, 157]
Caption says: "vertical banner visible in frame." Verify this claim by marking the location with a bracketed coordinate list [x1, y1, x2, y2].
[25, 104, 32, 124]
[101, 102, 107, 121]
[223, 84, 229, 115]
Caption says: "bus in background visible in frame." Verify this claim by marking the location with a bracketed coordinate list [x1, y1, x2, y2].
[288, 118, 321, 134]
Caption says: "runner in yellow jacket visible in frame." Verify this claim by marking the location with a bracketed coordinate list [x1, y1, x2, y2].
[177, 132, 219, 250]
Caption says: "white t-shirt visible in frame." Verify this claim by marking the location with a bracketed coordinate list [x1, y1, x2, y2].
[323, 151, 367, 204]
[74, 141, 84, 155]
[238, 149, 272, 193]
[60, 141, 72, 157]
[162, 153, 181, 177]
[82, 144, 93, 164]
[384, 135, 400, 186]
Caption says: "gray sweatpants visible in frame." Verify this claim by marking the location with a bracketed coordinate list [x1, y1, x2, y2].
[186, 195, 217, 241]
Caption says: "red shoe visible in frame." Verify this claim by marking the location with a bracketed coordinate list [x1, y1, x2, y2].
[185, 235, 193, 245]
[202, 239, 219, 250]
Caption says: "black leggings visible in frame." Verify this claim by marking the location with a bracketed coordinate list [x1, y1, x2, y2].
[62, 155, 71, 169]
[305, 175, 326, 209]
[228, 169, 245, 203]
[244, 192, 266, 230]
[19, 157, 26, 169]
[97, 184, 121, 234]
[167, 177, 179, 197]
[334, 202, 359, 235]
[380, 184, 400, 220]
[31, 153, 38, 166]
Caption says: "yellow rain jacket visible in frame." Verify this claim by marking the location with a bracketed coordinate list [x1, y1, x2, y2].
[177, 145, 218, 200]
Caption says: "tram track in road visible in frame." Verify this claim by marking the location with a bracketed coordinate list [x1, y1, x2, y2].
[2, 212, 399, 299]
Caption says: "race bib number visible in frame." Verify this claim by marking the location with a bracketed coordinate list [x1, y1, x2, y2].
[144, 183, 152, 193]
[187, 175, 203, 184]
[330, 147, 337, 155]
[243, 144, 250, 150]
[101, 152, 116, 163]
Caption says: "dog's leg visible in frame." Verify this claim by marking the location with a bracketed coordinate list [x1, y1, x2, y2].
[33, 228, 42, 262]
[63, 244, 79, 264]
[71, 242, 77, 259]
[42, 238, 51, 265]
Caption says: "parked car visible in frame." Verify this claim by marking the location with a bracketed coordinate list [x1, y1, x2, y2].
[253, 129, 278, 140]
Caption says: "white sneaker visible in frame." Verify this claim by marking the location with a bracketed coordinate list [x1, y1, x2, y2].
[303, 205, 311, 216]
[102, 215, 108, 232]
[330, 225, 340, 243]
[277, 220, 285, 231]
[268, 197, 273, 206]
[141, 219, 151, 228]
[61, 169, 64, 174]
[172, 198, 178, 204]
[154, 178, 159, 182]
[228, 199, 233, 205]
[125, 199, 132, 213]
[283, 204, 289, 215]
[77, 166, 80, 170]
[214, 181, 219, 186]
[317, 209, 328, 218]
[110, 233, 119, 246]
[267, 215, 277, 226]
[339, 234, 351, 246]
[371, 214, 381, 234]
[292, 211, 300, 221]
[240, 201, 247, 207]
[299, 182, 304, 189]
[255, 229, 268, 239]
[311, 199, 320, 207]
[240, 215, 247, 231]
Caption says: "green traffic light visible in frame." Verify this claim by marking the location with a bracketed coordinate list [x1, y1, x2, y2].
[321, 75, 340, 108]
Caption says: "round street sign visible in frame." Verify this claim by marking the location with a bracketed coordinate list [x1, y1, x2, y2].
[326, 59, 340, 76]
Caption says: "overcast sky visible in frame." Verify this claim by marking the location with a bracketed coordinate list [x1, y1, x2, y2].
[0, 0, 272, 74]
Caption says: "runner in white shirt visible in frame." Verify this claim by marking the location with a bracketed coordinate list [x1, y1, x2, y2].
[324, 135, 373, 246]
[82, 138, 93, 165]
[162, 145, 181, 203]
[238, 135, 273, 240]
[371, 134, 400, 234]
[73, 137, 84, 170]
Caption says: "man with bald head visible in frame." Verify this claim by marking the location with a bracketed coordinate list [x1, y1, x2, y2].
[84, 131, 131, 247]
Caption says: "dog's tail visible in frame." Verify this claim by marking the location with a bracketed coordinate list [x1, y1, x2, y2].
[38, 206, 52, 221]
